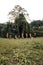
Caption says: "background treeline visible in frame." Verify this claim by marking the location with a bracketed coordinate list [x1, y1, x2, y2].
[31, 20, 43, 37]
[0, 19, 43, 38]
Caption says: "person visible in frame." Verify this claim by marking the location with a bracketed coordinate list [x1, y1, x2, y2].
[26, 33, 28, 38]
[22, 33, 24, 38]
[18, 35, 20, 38]
[9, 32, 12, 39]
[9, 34, 12, 38]
[29, 33, 32, 38]
[6, 33, 8, 38]
[15, 35, 17, 39]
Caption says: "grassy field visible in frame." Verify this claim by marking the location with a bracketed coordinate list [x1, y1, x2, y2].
[0, 37, 43, 65]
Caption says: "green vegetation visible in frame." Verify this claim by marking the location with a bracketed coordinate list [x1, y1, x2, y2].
[31, 20, 43, 37]
[0, 37, 43, 65]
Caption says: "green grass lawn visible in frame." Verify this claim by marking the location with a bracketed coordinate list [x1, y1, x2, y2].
[0, 37, 43, 65]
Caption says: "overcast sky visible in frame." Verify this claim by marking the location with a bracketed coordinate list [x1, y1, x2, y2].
[0, 0, 43, 23]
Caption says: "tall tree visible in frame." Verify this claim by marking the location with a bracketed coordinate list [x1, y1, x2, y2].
[8, 5, 29, 23]
[8, 5, 30, 37]
[15, 13, 30, 37]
